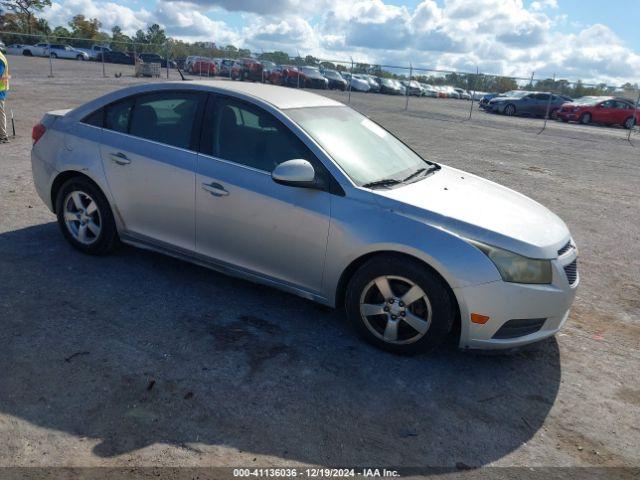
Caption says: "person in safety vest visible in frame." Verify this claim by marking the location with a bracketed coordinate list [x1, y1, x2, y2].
[0, 50, 9, 143]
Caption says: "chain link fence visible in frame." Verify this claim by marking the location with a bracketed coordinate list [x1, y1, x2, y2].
[1, 30, 638, 142]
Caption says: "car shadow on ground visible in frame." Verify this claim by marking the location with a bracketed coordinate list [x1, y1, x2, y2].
[0, 223, 561, 467]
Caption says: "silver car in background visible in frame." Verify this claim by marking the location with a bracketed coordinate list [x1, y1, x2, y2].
[31, 81, 578, 354]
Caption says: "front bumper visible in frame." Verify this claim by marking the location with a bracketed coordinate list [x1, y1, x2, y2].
[558, 111, 578, 121]
[455, 248, 578, 349]
[305, 78, 327, 89]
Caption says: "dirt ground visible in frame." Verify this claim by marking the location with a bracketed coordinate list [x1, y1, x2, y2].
[0, 55, 639, 475]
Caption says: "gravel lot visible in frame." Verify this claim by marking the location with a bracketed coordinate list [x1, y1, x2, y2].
[0, 56, 639, 473]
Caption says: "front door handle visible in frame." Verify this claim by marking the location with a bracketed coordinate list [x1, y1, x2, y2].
[110, 152, 131, 165]
[201, 182, 229, 197]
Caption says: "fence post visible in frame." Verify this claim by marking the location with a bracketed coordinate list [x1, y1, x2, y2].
[165, 42, 170, 79]
[133, 42, 137, 76]
[468, 66, 479, 120]
[296, 49, 301, 89]
[101, 42, 106, 77]
[404, 63, 412, 110]
[47, 36, 54, 78]
[629, 90, 640, 143]
[348, 57, 353, 104]
[538, 73, 556, 135]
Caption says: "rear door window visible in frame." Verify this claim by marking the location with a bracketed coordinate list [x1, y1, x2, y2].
[82, 108, 104, 127]
[129, 92, 204, 150]
[104, 98, 134, 133]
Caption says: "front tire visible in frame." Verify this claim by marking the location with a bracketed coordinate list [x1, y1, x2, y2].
[579, 112, 591, 125]
[55, 177, 119, 255]
[345, 255, 454, 355]
[503, 104, 516, 116]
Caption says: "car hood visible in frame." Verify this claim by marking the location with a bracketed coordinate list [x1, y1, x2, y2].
[371, 166, 569, 259]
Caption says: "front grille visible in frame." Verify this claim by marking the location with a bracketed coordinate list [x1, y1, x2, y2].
[564, 259, 578, 285]
[557, 241, 572, 256]
[492, 318, 547, 339]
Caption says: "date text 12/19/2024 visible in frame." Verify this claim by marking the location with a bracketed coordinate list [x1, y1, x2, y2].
[233, 468, 400, 477]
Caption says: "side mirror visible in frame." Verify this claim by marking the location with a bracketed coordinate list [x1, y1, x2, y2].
[272, 159, 319, 189]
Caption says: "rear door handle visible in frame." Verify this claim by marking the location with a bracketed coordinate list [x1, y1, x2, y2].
[110, 152, 131, 165]
[201, 182, 229, 197]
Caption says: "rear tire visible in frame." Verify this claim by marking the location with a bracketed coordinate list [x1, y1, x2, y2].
[345, 255, 454, 355]
[77, 55, 84, 61]
[55, 177, 119, 256]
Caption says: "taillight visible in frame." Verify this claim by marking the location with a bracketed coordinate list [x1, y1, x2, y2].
[32, 123, 46, 145]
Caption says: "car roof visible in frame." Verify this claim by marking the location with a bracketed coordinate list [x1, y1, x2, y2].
[148, 80, 344, 110]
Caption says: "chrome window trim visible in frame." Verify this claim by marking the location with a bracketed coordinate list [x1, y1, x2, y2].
[197, 152, 271, 177]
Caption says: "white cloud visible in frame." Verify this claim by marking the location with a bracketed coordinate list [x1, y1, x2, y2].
[43, 0, 152, 34]
[39, 0, 640, 85]
[531, 0, 558, 12]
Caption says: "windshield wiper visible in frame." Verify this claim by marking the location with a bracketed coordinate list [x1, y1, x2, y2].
[361, 178, 402, 189]
[363, 165, 440, 189]
[401, 164, 440, 183]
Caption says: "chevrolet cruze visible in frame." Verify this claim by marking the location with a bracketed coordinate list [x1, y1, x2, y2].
[31, 81, 579, 354]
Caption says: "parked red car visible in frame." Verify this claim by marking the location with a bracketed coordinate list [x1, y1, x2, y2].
[189, 58, 217, 76]
[218, 59, 241, 79]
[557, 96, 638, 129]
[236, 58, 263, 82]
[268, 65, 302, 87]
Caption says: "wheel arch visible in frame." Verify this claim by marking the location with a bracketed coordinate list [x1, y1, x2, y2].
[335, 250, 461, 342]
[50, 170, 103, 214]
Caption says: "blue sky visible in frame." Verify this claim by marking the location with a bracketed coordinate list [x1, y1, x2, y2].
[41, 0, 640, 85]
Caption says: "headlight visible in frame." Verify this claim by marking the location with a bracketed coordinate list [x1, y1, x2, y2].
[469, 240, 552, 284]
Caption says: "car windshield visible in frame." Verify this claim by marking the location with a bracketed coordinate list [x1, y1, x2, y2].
[572, 96, 606, 105]
[324, 70, 342, 79]
[287, 106, 435, 187]
[502, 91, 529, 98]
[301, 67, 319, 74]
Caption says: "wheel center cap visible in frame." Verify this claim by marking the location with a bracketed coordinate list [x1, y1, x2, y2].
[389, 302, 404, 316]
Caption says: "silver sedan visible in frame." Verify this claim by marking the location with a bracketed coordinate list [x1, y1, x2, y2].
[31, 81, 578, 354]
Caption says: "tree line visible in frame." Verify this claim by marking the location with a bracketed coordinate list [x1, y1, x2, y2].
[0, 0, 637, 96]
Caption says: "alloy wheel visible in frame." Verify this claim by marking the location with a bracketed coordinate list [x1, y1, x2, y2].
[359, 275, 432, 345]
[504, 104, 515, 116]
[63, 191, 102, 245]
